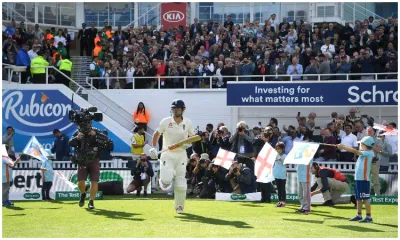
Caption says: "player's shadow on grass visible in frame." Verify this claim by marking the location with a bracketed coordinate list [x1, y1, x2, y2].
[331, 225, 384, 232]
[4, 206, 24, 211]
[176, 213, 253, 229]
[331, 205, 357, 210]
[282, 218, 324, 224]
[86, 208, 145, 221]
[51, 201, 78, 205]
[38, 207, 62, 210]
[286, 206, 330, 214]
[239, 203, 264, 208]
[4, 214, 26, 217]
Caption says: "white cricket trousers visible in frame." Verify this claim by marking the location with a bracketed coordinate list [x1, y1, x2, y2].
[159, 151, 187, 210]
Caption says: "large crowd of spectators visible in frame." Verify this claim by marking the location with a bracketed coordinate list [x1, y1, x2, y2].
[80, 15, 397, 88]
[184, 108, 398, 198]
[2, 15, 398, 87]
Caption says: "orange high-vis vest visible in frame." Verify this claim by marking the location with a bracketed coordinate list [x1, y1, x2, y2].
[318, 166, 346, 181]
[93, 46, 102, 57]
[133, 109, 151, 124]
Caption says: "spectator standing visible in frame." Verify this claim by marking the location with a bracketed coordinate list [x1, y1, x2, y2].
[317, 54, 331, 80]
[78, 23, 90, 56]
[51, 129, 70, 161]
[385, 122, 398, 163]
[296, 154, 312, 214]
[54, 29, 67, 49]
[333, 55, 351, 80]
[130, 127, 147, 160]
[359, 50, 375, 79]
[2, 127, 15, 159]
[286, 56, 303, 80]
[229, 121, 255, 173]
[28, 44, 39, 60]
[41, 153, 54, 200]
[339, 124, 358, 162]
[273, 142, 287, 207]
[133, 102, 150, 133]
[320, 37, 335, 58]
[2, 153, 21, 207]
[16, 43, 31, 84]
[337, 137, 375, 223]
[321, 128, 337, 161]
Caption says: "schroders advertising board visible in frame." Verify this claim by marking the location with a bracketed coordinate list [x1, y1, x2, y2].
[2, 86, 131, 152]
[161, 3, 187, 30]
[226, 81, 398, 107]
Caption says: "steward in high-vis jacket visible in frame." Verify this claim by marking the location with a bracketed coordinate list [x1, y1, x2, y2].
[310, 162, 356, 206]
[30, 51, 49, 84]
[56, 55, 72, 87]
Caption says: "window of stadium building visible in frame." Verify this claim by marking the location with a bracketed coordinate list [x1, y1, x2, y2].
[84, 3, 136, 27]
[37, 3, 76, 26]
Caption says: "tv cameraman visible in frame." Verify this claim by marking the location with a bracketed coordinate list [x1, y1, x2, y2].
[68, 108, 113, 210]
[127, 153, 154, 197]
[229, 121, 255, 173]
[225, 160, 256, 194]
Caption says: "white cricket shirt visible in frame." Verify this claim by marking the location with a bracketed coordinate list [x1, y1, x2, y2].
[157, 116, 195, 152]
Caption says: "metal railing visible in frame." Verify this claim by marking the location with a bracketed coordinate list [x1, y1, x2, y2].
[2, 64, 153, 140]
[2, 2, 34, 24]
[86, 72, 398, 90]
[343, 2, 386, 24]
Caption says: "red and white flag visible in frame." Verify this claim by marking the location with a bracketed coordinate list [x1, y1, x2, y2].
[373, 123, 398, 136]
[255, 143, 277, 182]
[214, 149, 236, 170]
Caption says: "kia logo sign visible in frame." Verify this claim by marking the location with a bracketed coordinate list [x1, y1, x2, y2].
[163, 11, 185, 23]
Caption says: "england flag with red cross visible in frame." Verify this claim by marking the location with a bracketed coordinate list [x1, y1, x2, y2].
[255, 143, 278, 183]
[214, 148, 236, 170]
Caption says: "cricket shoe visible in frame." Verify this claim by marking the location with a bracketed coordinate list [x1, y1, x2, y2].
[359, 217, 373, 223]
[6, 200, 14, 206]
[300, 209, 310, 215]
[176, 206, 184, 214]
[321, 200, 334, 206]
[2, 201, 11, 207]
[88, 200, 95, 210]
[277, 202, 286, 208]
[159, 179, 173, 191]
[79, 193, 86, 207]
[349, 215, 363, 221]
[295, 208, 304, 213]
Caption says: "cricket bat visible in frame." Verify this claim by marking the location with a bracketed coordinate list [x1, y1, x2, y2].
[159, 135, 201, 154]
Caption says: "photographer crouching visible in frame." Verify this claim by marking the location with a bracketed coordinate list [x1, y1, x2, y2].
[198, 160, 230, 199]
[127, 153, 154, 197]
[225, 160, 256, 194]
[68, 107, 113, 210]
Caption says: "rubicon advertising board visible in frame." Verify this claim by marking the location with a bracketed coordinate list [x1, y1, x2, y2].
[2, 85, 131, 152]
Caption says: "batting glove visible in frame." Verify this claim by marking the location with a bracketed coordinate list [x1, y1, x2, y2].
[149, 148, 158, 159]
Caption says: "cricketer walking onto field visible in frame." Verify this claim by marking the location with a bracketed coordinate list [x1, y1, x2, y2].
[149, 99, 195, 214]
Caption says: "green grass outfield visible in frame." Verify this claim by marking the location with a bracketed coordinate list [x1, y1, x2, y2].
[2, 195, 398, 238]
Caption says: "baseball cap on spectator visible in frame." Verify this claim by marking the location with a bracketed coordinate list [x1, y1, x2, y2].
[200, 153, 210, 161]
[358, 136, 375, 147]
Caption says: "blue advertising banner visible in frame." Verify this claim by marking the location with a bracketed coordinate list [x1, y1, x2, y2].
[2, 90, 130, 152]
[226, 81, 398, 107]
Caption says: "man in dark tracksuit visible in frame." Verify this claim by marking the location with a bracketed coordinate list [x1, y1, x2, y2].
[51, 129, 70, 161]
[310, 162, 356, 206]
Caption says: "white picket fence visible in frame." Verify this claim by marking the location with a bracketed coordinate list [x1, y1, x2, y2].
[14, 159, 398, 173]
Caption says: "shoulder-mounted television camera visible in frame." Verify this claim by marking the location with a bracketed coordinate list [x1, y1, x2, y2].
[69, 107, 103, 133]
